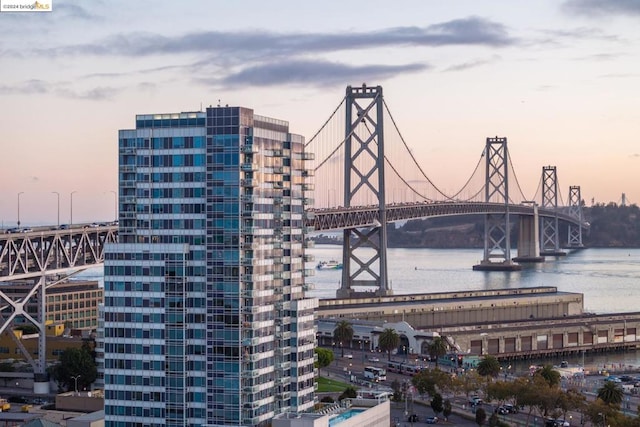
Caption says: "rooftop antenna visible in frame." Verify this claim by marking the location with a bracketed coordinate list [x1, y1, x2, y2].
[217, 99, 221, 107]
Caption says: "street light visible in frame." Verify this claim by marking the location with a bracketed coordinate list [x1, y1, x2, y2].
[70, 191, 77, 225]
[71, 374, 81, 394]
[17, 192, 24, 227]
[52, 192, 60, 227]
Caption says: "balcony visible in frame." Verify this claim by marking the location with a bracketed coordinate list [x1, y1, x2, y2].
[276, 391, 291, 400]
[302, 283, 315, 291]
[276, 346, 291, 356]
[241, 179, 256, 187]
[243, 384, 260, 394]
[299, 152, 315, 161]
[279, 361, 291, 370]
[241, 163, 258, 172]
[242, 144, 258, 154]
[242, 337, 259, 347]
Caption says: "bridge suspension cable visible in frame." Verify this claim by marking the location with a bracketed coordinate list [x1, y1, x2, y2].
[506, 148, 532, 204]
[305, 97, 346, 148]
[382, 99, 451, 200]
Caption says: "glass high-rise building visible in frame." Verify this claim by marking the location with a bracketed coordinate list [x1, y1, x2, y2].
[103, 107, 317, 426]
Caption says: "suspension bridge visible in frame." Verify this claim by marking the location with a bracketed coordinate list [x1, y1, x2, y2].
[304, 84, 587, 298]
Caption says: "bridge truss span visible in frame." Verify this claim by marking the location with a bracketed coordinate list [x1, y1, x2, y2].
[0, 226, 117, 282]
[0, 225, 117, 385]
[309, 202, 583, 232]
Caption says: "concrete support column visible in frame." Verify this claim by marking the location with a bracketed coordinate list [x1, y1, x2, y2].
[513, 204, 544, 263]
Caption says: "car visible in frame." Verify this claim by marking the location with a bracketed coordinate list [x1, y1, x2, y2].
[469, 396, 483, 406]
[503, 404, 517, 413]
[407, 414, 419, 423]
[497, 406, 509, 415]
[343, 354, 353, 359]
[555, 419, 570, 427]
[21, 227, 32, 233]
[369, 356, 380, 363]
[426, 416, 439, 424]
[59, 224, 69, 230]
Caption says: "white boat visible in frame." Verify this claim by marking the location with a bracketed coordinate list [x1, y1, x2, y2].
[316, 260, 343, 270]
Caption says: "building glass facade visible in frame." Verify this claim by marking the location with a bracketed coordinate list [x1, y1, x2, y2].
[103, 108, 317, 426]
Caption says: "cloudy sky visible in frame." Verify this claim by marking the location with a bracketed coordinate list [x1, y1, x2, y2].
[1, 0, 639, 226]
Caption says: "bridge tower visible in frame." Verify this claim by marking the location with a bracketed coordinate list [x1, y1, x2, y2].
[337, 84, 391, 297]
[540, 166, 566, 256]
[473, 137, 522, 271]
[567, 185, 584, 248]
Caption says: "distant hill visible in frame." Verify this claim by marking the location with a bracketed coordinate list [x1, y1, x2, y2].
[311, 203, 640, 248]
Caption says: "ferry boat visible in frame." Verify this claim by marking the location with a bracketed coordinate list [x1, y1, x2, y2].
[316, 260, 343, 270]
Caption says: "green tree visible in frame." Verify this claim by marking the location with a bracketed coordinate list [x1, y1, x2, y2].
[431, 393, 444, 417]
[333, 320, 353, 357]
[597, 381, 624, 407]
[338, 385, 358, 401]
[475, 407, 487, 426]
[442, 399, 452, 421]
[428, 336, 448, 368]
[477, 355, 501, 379]
[412, 368, 452, 398]
[50, 346, 97, 392]
[453, 370, 483, 398]
[535, 364, 561, 388]
[315, 347, 334, 373]
[378, 328, 399, 361]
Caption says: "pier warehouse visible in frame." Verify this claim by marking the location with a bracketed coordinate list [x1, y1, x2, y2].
[316, 287, 640, 360]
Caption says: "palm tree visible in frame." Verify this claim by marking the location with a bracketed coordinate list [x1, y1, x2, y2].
[378, 328, 399, 361]
[597, 381, 623, 407]
[535, 364, 561, 388]
[428, 336, 448, 368]
[477, 355, 501, 379]
[333, 320, 353, 357]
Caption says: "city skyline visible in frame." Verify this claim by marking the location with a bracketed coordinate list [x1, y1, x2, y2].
[2, 0, 639, 226]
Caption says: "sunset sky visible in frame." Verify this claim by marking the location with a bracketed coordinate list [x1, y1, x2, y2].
[1, 0, 639, 226]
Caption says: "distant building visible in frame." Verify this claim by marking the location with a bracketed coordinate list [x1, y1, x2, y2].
[103, 108, 317, 426]
[2, 280, 102, 330]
